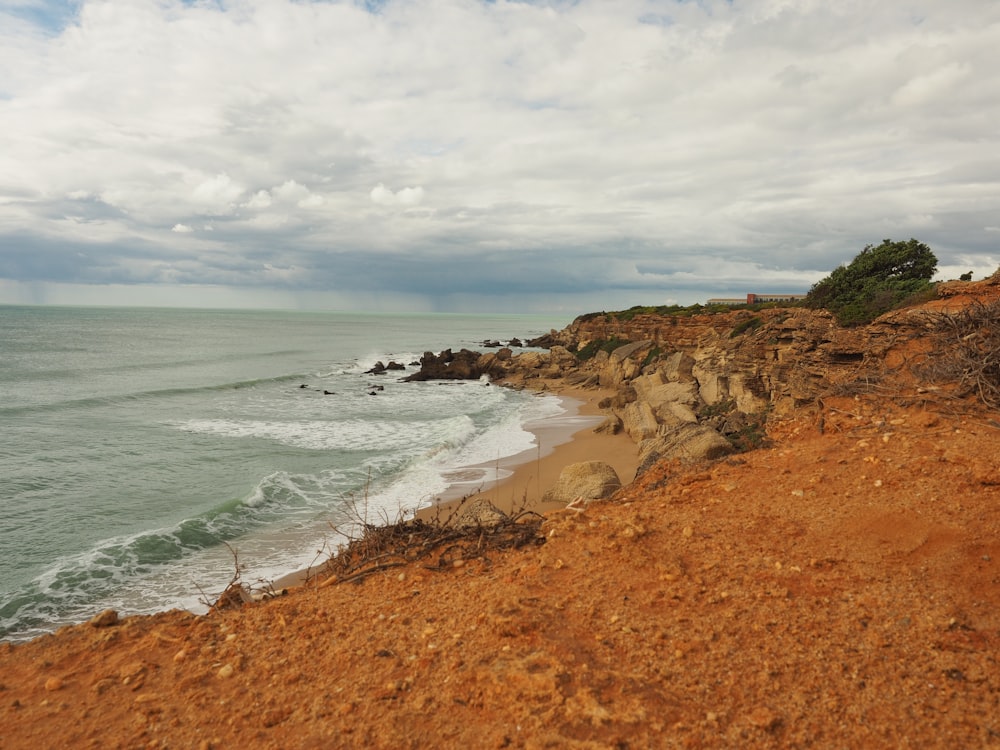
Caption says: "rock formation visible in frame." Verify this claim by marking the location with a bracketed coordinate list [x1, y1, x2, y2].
[404, 282, 1000, 485]
[540, 461, 622, 505]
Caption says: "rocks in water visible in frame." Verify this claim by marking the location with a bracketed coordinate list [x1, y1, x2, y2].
[365, 361, 406, 375]
[541, 461, 622, 505]
[525, 332, 559, 348]
[404, 349, 498, 382]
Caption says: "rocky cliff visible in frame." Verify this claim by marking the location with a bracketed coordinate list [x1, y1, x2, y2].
[409, 273, 1000, 477]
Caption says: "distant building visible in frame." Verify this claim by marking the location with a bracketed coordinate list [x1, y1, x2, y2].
[706, 293, 807, 306]
[746, 293, 807, 304]
[705, 297, 748, 306]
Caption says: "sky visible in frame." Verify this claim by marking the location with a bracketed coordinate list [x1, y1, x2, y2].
[1, 0, 998, 314]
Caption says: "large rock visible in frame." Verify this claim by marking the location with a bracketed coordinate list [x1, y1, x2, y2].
[404, 349, 493, 381]
[451, 498, 508, 528]
[636, 423, 734, 475]
[632, 373, 699, 410]
[655, 401, 699, 427]
[549, 345, 579, 369]
[660, 351, 695, 382]
[620, 401, 660, 442]
[541, 461, 622, 505]
[599, 341, 655, 388]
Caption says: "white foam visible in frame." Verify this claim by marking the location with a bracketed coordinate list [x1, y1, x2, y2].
[173, 415, 477, 453]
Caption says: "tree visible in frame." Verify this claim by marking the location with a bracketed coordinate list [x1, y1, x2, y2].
[805, 238, 937, 326]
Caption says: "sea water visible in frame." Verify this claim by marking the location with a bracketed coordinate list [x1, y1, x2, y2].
[0, 306, 571, 642]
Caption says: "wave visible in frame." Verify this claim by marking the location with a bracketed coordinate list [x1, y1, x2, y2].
[0, 468, 353, 641]
[173, 413, 478, 453]
[0, 382, 567, 642]
[0, 372, 310, 417]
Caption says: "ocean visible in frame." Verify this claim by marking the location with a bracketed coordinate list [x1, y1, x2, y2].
[0, 306, 573, 642]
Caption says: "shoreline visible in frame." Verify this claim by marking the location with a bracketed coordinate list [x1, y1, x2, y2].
[275, 383, 639, 588]
[415, 384, 638, 522]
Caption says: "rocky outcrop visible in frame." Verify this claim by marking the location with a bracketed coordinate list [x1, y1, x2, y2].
[541, 461, 622, 505]
[402, 301, 960, 483]
[636, 424, 735, 475]
[403, 349, 500, 382]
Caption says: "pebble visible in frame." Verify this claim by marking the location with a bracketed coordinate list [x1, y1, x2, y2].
[217, 664, 235, 679]
[44, 677, 63, 692]
[682, 526, 693, 538]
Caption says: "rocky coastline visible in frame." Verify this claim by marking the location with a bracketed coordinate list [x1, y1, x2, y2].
[2, 277, 1000, 748]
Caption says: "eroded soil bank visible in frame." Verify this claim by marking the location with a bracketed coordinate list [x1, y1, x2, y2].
[2, 390, 998, 748]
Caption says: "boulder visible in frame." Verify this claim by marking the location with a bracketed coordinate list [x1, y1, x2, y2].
[600, 341, 655, 387]
[636, 423, 734, 475]
[542, 461, 622, 505]
[549, 345, 579, 369]
[513, 351, 546, 370]
[452, 498, 508, 528]
[620, 401, 660, 442]
[633, 374, 699, 411]
[655, 401, 699, 426]
[660, 351, 695, 382]
[594, 414, 624, 435]
[693, 363, 729, 405]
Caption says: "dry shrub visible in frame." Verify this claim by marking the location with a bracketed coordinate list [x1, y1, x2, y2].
[319, 498, 545, 586]
[918, 300, 1000, 409]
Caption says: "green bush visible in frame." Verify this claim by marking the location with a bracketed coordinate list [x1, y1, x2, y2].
[730, 316, 763, 338]
[805, 238, 937, 326]
[575, 337, 631, 361]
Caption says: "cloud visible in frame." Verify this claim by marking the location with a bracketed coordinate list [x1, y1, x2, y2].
[370, 183, 425, 207]
[1, 0, 999, 312]
[191, 174, 245, 215]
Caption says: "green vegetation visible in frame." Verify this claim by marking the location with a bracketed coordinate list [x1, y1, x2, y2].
[575, 298, 804, 325]
[805, 238, 938, 326]
[730, 316, 763, 338]
[696, 399, 769, 452]
[641, 346, 662, 368]
[697, 399, 736, 419]
[574, 337, 632, 361]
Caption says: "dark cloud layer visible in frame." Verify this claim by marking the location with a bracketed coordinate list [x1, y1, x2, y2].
[1, 0, 998, 311]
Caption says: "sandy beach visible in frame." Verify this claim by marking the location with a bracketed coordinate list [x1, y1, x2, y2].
[416, 385, 639, 522]
[274, 383, 639, 588]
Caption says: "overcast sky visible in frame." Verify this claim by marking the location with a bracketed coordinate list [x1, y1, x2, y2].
[1, 0, 998, 313]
